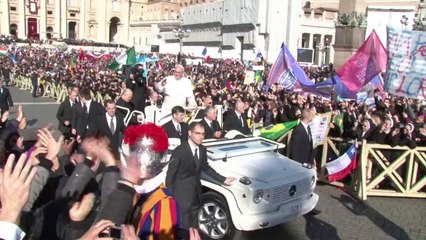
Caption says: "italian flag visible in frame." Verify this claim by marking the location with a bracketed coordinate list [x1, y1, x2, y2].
[108, 47, 137, 71]
[260, 119, 299, 141]
[0, 46, 8, 56]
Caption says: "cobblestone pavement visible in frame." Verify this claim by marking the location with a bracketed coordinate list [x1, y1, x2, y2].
[236, 183, 426, 240]
[9, 87, 426, 240]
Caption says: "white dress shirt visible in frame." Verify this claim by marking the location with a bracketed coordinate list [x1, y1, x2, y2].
[0, 221, 26, 240]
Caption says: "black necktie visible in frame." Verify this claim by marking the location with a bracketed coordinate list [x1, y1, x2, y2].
[239, 115, 244, 127]
[209, 121, 213, 129]
[307, 125, 312, 142]
[110, 117, 115, 134]
[194, 148, 200, 169]
[83, 103, 87, 114]
[177, 124, 181, 136]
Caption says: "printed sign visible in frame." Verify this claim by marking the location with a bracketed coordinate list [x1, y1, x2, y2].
[385, 27, 426, 99]
[309, 112, 332, 147]
[244, 71, 255, 85]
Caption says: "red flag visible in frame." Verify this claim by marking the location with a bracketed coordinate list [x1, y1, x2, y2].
[79, 49, 85, 60]
[336, 30, 387, 92]
[206, 55, 211, 63]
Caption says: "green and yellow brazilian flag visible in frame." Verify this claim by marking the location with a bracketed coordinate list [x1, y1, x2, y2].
[260, 119, 300, 141]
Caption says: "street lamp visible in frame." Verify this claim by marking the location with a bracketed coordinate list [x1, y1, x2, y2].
[173, 20, 190, 60]
[413, 0, 426, 31]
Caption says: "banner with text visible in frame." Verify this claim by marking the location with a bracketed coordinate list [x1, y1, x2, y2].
[385, 27, 426, 99]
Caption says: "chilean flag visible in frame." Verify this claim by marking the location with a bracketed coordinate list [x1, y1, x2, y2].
[326, 144, 358, 181]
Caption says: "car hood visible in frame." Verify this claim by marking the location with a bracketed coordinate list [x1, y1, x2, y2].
[210, 152, 309, 183]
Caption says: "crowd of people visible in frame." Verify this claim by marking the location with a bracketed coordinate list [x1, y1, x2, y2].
[0, 43, 425, 240]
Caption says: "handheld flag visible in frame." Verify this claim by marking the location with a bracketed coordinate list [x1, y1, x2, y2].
[108, 47, 137, 71]
[201, 47, 207, 56]
[267, 43, 312, 90]
[260, 120, 299, 141]
[336, 30, 387, 92]
[326, 144, 358, 181]
[0, 46, 8, 56]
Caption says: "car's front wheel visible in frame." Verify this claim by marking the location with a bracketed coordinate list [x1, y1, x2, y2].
[198, 192, 235, 240]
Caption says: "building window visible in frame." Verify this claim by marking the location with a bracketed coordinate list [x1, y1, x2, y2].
[70, 13, 76, 17]
[90, 0, 95, 10]
[67, 0, 77, 7]
[48, 10, 53, 15]
[10, 6, 17, 11]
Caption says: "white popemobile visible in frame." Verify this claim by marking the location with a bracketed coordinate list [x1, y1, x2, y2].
[119, 106, 319, 240]
[196, 136, 318, 239]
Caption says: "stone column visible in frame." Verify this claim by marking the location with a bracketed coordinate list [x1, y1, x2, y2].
[40, 0, 47, 40]
[18, 0, 26, 38]
[79, 0, 86, 39]
[54, 0, 61, 37]
[97, 2, 107, 42]
[122, 0, 131, 45]
[1, 0, 10, 35]
[333, 0, 367, 69]
[61, 0, 67, 38]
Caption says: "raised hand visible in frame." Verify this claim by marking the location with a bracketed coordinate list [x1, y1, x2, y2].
[0, 154, 37, 224]
[121, 225, 139, 240]
[28, 146, 48, 166]
[37, 128, 64, 160]
[79, 219, 114, 240]
[1, 111, 9, 123]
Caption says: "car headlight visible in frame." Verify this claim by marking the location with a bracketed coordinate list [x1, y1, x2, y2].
[253, 189, 264, 204]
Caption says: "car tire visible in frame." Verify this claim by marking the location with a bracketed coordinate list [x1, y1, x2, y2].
[198, 192, 235, 240]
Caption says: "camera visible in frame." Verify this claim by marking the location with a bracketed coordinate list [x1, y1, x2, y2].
[98, 226, 122, 240]
[109, 226, 122, 239]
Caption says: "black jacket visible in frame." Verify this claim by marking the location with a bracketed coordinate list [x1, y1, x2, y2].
[0, 86, 13, 114]
[56, 98, 74, 135]
[162, 120, 189, 142]
[200, 118, 222, 139]
[91, 113, 125, 152]
[166, 141, 225, 228]
[223, 109, 251, 135]
[290, 123, 314, 165]
[71, 101, 105, 138]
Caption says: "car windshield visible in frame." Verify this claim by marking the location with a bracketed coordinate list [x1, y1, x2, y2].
[205, 138, 278, 160]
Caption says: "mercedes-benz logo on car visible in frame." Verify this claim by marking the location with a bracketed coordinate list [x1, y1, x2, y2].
[289, 185, 297, 197]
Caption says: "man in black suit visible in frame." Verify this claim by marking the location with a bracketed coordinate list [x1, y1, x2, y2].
[0, 80, 13, 115]
[223, 100, 251, 135]
[116, 89, 141, 125]
[1, 65, 11, 86]
[166, 122, 235, 229]
[91, 100, 125, 153]
[56, 90, 78, 136]
[162, 105, 189, 142]
[200, 106, 222, 139]
[71, 89, 105, 140]
[290, 109, 315, 165]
